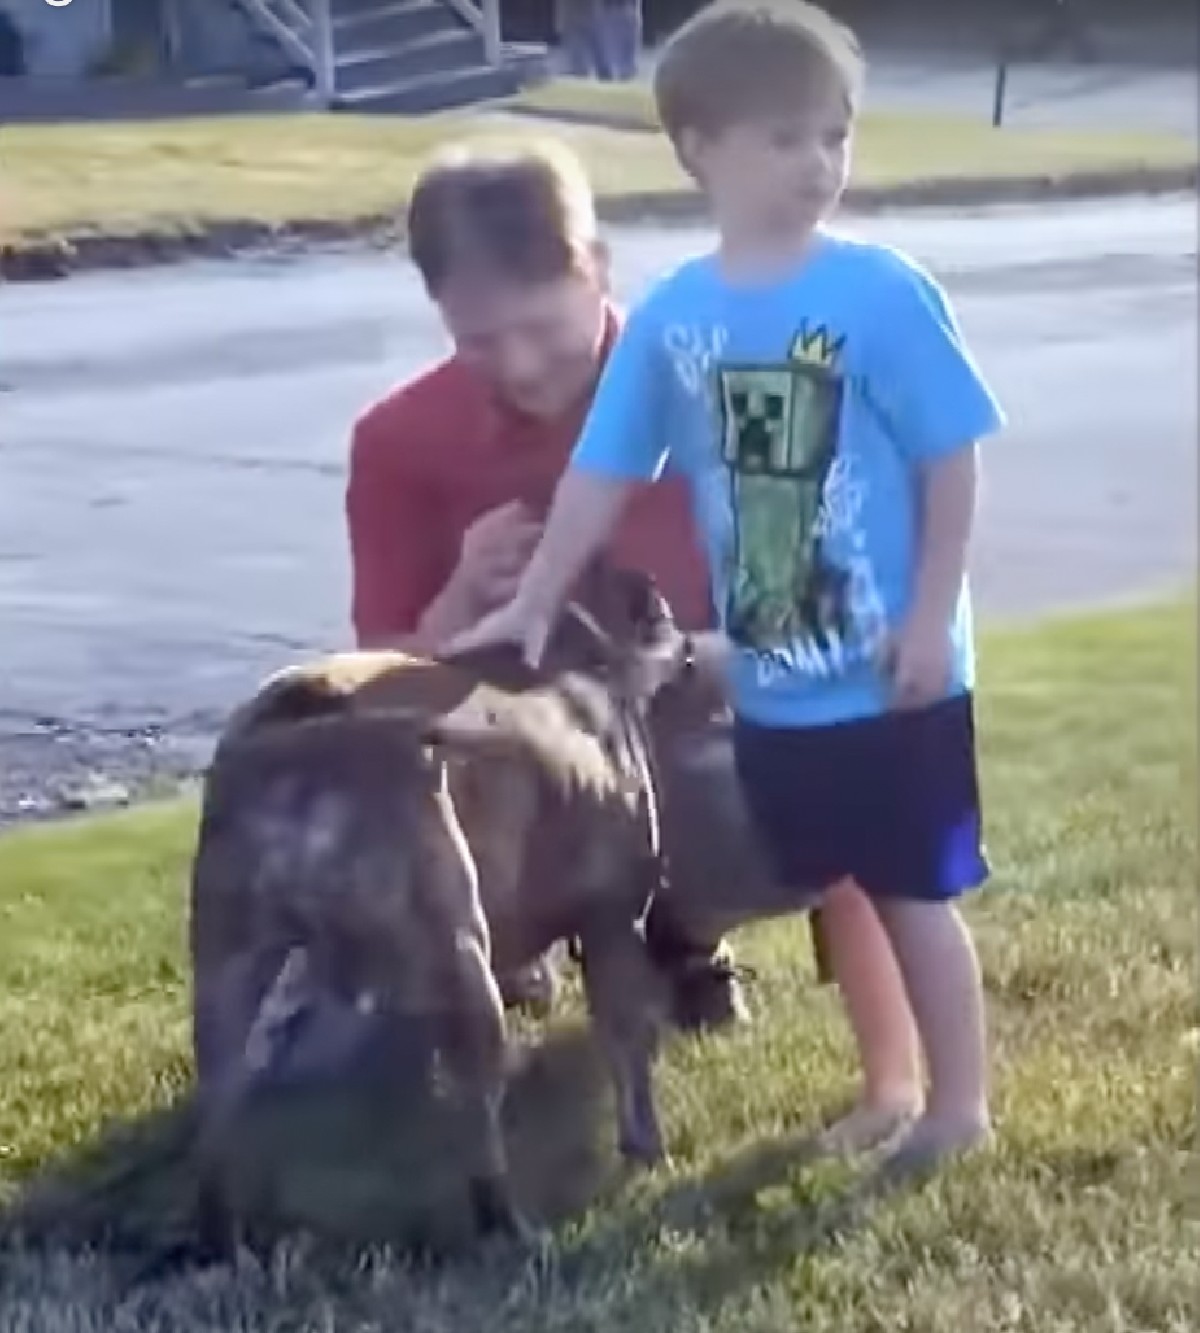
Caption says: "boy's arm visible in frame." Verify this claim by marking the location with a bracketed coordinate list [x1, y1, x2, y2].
[910, 445, 979, 632]
[347, 412, 458, 651]
[506, 472, 634, 627]
[869, 256, 1003, 702]
[871, 257, 1004, 596]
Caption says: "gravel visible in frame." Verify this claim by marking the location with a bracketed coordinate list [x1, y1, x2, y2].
[0, 714, 214, 832]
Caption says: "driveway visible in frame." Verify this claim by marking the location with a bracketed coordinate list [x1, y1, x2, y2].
[1, 195, 1195, 817]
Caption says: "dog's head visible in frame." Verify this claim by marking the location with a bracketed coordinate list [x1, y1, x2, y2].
[567, 564, 728, 732]
[548, 562, 687, 697]
[415, 566, 694, 774]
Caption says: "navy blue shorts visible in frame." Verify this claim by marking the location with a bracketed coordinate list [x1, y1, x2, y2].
[733, 693, 989, 903]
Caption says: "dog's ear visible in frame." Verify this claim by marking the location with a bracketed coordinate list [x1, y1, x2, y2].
[550, 603, 616, 672]
[606, 569, 678, 649]
[630, 578, 678, 654]
[621, 569, 667, 623]
[419, 691, 527, 759]
[573, 564, 678, 650]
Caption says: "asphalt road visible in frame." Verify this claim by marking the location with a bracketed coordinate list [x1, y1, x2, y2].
[1, 196, 1196, 809]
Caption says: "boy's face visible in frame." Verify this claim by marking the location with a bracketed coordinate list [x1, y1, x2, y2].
[685, 97, 853, 240]
[435, 243, 610, 420]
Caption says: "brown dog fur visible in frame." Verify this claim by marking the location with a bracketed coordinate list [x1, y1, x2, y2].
[186, 575, 681, 1264]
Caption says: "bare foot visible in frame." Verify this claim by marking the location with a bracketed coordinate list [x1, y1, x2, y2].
[817, 1099, 921, 1157]
[878, 1112, 993, 1180]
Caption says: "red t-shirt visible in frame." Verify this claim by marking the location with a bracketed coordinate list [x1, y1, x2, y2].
[346, 307, 713, 641]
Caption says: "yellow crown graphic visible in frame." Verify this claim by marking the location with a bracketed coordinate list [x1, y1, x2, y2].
[790, 322, 845, 368]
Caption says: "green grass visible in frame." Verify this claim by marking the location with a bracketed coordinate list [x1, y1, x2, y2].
[0, 598, 1196, 1330]
[2, 82, 1194, 251]
[513, 77, 1197, 173]
[0, 110, 691, 247]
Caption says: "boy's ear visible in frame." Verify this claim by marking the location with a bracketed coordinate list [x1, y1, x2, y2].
[674, 128, 705, 185]
[588, 238, 612, 294]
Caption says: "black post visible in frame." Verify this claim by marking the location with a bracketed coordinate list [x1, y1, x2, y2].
[992, 57, 1009, 128]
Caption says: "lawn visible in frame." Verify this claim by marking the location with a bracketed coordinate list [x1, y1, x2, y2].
[0, 598, 1196, 1331]
[2, 81, 1195, 252]
[512, 78, 1196, 182]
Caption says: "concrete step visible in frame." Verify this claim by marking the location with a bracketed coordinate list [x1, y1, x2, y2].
[501, 41, 553, 83]
[333, 0, 461, 50]
[334, 28, 486, 93]
[333, 0, 435, 11]
[333, 60, 525, 114]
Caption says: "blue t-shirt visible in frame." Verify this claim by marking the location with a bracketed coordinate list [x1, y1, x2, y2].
[573, 230, 1006, 727]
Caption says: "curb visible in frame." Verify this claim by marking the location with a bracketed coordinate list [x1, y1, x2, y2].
[2, 164, 1195, 283]
[595, 163, 1199, 220]
[1, 216, 405, 283]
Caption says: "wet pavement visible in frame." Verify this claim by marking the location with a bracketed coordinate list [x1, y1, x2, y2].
[2, 196, 1196, 824]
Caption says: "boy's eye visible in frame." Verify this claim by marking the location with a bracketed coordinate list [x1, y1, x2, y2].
[768, 126, 806, 150]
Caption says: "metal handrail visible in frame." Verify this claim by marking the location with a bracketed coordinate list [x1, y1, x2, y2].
[308, 0, 335, 104]
[443, 0, 503, 64]
[237, 0, 504, 109]
[238, 0, 335, 105]
[239, 0, 313, 71]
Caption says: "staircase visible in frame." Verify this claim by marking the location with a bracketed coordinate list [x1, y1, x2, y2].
[236, 0, 550, 114]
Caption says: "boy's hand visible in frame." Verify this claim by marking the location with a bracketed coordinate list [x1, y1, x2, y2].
[882, 613, 951, 710]
[441, 594, 552, 668]
[453, 502, 543, 612]
[442, 473, 634, 668]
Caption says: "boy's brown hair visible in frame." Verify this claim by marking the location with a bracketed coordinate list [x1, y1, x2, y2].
[406, 139, 597, 296]
[653, 0, 864, 145]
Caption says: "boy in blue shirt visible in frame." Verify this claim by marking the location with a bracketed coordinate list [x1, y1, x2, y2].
[450, 0, 1004, 1170]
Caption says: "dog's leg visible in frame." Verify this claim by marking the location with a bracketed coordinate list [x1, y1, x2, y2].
[438, 932, 532, 1241]
[132, 947, 312, 1285]
[192, 945, 288, 1094]
[578, 915, 667, 1167]
[192, 946, 313, 1266]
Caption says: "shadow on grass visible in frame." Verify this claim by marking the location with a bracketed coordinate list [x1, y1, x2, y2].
[535, 1120, 894, 1320]
[0, 1026, 615, 1267]
[0, 1030, 897, 1324]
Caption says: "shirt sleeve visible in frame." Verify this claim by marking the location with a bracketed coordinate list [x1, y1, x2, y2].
[571, 299, 671, 481]
[867, 254, 1006, 462]
[346, 411, 455, 644]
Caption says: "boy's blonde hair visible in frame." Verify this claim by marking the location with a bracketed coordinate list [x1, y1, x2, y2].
[407, 139, 597, 296]
[653, 1, 864, 145]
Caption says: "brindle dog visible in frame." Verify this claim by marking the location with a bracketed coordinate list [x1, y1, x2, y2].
[186, 571, 682, 1266]
[189, 711, 522, 1260]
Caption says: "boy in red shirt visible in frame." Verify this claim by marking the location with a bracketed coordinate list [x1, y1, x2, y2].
[346, 139, 747, 1029]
